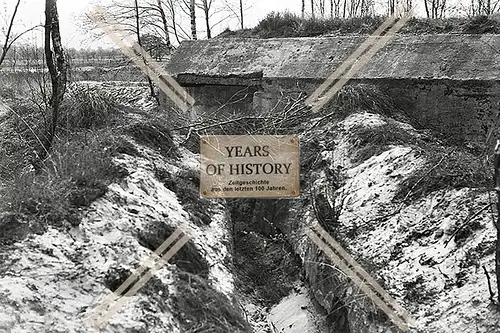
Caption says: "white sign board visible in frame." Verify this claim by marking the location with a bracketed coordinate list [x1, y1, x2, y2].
[200, 135, 300, 198]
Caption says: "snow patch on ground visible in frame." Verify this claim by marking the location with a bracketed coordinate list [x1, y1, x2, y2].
[268, 284, 328, 333]
[0, 138, 236, 332]
[296, 112, 499, 333]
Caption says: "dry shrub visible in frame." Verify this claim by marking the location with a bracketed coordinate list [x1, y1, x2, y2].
[348, 120, 422, 164]
[126, 120, 180, 159]
[172, 271, 250, 333]
[254, 11, 302, 37]
[334, 83, 402, 119]
[60, 83, 120, 130]
[220, 13, 500, 38]
[229, 12, 384, 38]
[178, 92, 312, 154]
[396, 145, 491, 201]
[0, 131, 127, 231]
[462, 15, 500, 33]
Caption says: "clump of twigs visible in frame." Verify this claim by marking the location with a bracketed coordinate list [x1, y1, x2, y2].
[175, 91, 312, 152]
[396, 145, 491, 202]
[126, 119, 180, 159]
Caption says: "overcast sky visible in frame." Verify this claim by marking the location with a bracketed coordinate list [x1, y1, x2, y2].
[2, 0, 465, 50]
[2, 0, 304, 49]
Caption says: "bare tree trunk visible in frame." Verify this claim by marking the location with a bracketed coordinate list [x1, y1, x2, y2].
[157, 0, 172, 50]
[302, 0, 306, 18]
[190, 0, 197, 40]
[0, 0, 21, 67]
[330, 0, 334, 18]
[166, 0, 182, 44]
[319, 0, 325, 17]
[334, 0, 340, 17]
[311, 0, 315, 18]
[424, 0, 431, 17]
[240, 0, 244, 29]
[388, 0, 395, 15]
[43, 0, 67, 161]
[134, 0, 156, 101]
[495, 140, 500, 305]
[202, 0, 211, 38]
[439, 0, 447, 17]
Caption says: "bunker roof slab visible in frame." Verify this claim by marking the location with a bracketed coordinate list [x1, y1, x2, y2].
[167, 35, 500, 82]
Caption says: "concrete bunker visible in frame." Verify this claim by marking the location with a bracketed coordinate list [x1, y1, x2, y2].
[163, 35, 500, 142]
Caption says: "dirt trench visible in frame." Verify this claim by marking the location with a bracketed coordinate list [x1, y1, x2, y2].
[227, 198, 334, 333]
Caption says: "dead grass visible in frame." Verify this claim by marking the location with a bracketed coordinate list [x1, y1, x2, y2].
[126, 119, 180, 159]
[155, 168, 213, 226]
[0, 73, 183, 245]
[321, 83, 410, 124]
[0, 84, 144, 239]
[218, 13, 500, 38]
[0, 131, 128, 232]
[395, 145, 491, 202]
[172, 271, 251, 333]
[68, 65, 144, 82]
[60, 84, 121, 130]
[219, 12, 385, 38]
[348, 120, 423, 164]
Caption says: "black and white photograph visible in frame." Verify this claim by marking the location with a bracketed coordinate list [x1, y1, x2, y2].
[1, 0, 500, 332]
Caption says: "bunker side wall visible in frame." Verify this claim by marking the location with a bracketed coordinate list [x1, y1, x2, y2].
[160, 79, 500, 143]
[260, 78, 500, 143]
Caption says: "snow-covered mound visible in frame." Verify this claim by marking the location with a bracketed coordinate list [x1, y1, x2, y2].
[284, 112, 500, 333]
[0, 136, 245, 332]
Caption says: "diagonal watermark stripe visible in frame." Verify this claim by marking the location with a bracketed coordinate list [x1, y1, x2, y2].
[306, 9, 413, 113]
[306, 222, 416, 331]
[88, 6, 195, 112]
[86, 223, 193, 329]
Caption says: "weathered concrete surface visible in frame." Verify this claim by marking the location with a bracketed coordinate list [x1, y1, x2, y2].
[167, 35, 500, 81]
[164, 35, 500, 142]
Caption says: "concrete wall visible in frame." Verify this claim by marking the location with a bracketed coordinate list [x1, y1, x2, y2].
[163, 35, 500, 142]
[378, 79, 500, 143]
[161, 78, 500, 143]
[160, 84, 259, 124]
[167, 35, 500, 81]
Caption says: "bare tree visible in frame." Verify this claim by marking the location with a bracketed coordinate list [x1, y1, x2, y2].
[133, 0, 157, 100]
[424, 0, 447, 18]
[319, 0, 326, 16]
[239, 0, 244, 29]
[494, 141, 500, 304]
[469, 0, 500, 15]
[302, 0, 306, 18]
[220, 0, 247, 30]
[311, 0, 315, 18]
[42, 0, 67, 160]
[201, 0, 212, 38]
[154, 0, 172, 49]
[190, 0, 197, 39]
[164, 0, 184, 43]
[0, 0, 41, 67]
[388, 0, 395, 15]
